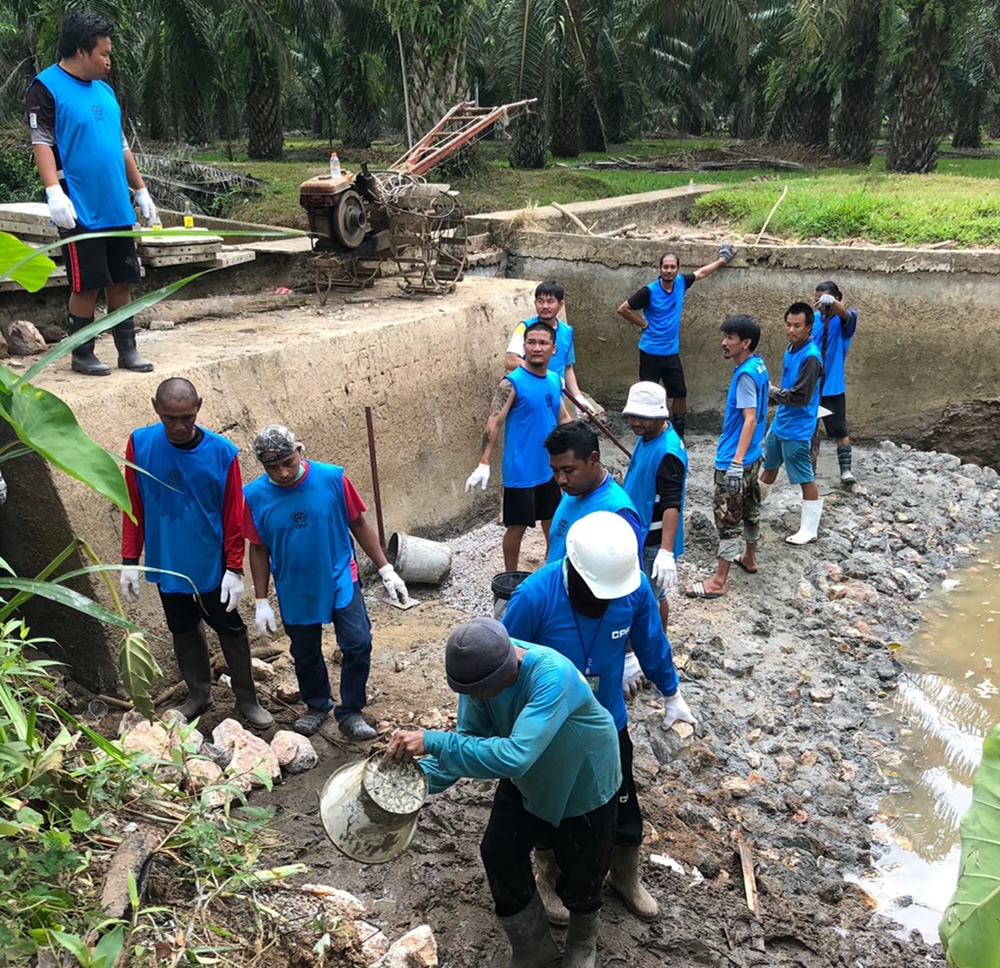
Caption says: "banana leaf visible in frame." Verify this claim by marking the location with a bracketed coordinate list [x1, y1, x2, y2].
[939, 723, 1000, 966]
[0, 232, 55, 292]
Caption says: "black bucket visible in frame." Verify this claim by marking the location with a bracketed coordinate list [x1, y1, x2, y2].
[491, 571, 530, 619]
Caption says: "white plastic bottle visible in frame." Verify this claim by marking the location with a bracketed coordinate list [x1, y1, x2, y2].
[330, 152, 341, 179]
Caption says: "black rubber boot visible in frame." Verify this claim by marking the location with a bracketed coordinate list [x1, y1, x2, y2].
[837, 445, 856, 486]
[112, 319, 154, 372]
[563, 909, 600, 968]
[171, 626, 214, 720]
[67, 313, 110, 377]
[497, 893, 560, 968]
[219, 633, 274, 729]
[672, 413, 687, 440]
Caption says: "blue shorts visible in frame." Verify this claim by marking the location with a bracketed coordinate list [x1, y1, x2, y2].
[641, 544, 667, 603]
[763, 433, 814, 485]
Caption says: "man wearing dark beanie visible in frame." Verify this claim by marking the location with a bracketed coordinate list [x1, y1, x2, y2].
[386, 617, 621, 968]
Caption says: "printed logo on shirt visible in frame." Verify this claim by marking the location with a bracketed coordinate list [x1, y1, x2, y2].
[166, 468, 183, 486]
[545, 394, 553, 408]
[553, 519, 569, 538]
[291, 510, 308, 529]
[28, 113, 38, 129]
[92, 104, 104, 121]
[610, 626, 632, 640]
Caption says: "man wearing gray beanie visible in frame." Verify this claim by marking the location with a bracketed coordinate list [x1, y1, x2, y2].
[386, 617, 621, 968]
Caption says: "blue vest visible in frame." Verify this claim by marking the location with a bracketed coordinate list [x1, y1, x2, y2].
[715, 355, 769, 470]
[520, 316, 576, 381]
[34, 65, 134, 230]
[546, 474, 639, 563]
[243, 461, 357, 626]
[623, 426, 687, 556]
[638, 275, 687, 356]
[502, 367, 563, 488]
[811, 309, 857, 396]
[131, 424, 237, 594]
[771, 341, 822, 441]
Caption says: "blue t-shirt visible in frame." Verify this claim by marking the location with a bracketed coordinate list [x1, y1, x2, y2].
[715, 355, 769, 470]
[130, 424, 237, 594]
[502, 562, 679, 731]
[771, 341, 823, 441]
[420, 642, 622, 825]
[546, 474, 641, 563]
[811, 309, 857, 396]
[502, 367, 563, 488]
[623, 427, 688, 556]
[509, 317, 576, 381]
[243, 461, 357, 625]
[33, 65, 134, 230]
[638, 275, 688, 356]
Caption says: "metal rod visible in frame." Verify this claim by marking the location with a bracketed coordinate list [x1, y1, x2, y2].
[365, 407, 386, 549]
[562, 388, 633, 459]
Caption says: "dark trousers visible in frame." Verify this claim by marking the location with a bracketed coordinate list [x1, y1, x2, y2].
[283, 582, 372, 722]
[615, 727, 643, 847]
[480, 778, 618, 918]
[159, 584, 247, 637]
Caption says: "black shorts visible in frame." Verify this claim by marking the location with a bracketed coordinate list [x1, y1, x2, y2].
[819, 393, 849, 440]
[60, 225, 141, 293]
[502, 478, 561, 527]
[159, 584, 247, 637]
[639, 351, 687, 399]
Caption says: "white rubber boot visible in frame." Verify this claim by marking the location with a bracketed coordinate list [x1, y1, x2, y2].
[759, 481, 772, 504]
[533, 849, 570, 926]
[786, 498, 824, 545]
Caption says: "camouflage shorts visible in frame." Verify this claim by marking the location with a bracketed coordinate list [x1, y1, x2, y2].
[713, 458, 761, 542]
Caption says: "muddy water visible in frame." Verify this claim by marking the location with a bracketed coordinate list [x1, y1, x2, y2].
[861, 538, 1000, 939]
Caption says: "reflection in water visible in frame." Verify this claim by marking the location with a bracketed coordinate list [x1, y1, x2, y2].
[864, 539, 1000, 939]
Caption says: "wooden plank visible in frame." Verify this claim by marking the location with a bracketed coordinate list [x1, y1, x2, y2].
[141, 253, 219, 267]
[135, 233, 223, 248]
[137, 243, 220, 258]
[0, 202, 51, 224]
[202, 248, 256, 268]
[735, 834, 760, 919]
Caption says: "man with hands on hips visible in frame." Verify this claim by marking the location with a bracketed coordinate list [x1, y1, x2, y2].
[120, 378, 272, 728]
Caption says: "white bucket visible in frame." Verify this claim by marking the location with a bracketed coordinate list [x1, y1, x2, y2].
[320, 755, 427, 864]
[387, 531, 452, 584]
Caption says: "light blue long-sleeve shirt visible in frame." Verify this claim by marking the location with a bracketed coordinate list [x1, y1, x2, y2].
[420, 641, 621, 826]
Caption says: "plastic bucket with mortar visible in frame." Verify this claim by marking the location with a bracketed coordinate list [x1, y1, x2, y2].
[320, 754, 428, 863]
[491, 571, 531, 619]
[387, 531, 452, 584]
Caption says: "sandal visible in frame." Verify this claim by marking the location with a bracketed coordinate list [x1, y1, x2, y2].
[685, 581, 724, 600]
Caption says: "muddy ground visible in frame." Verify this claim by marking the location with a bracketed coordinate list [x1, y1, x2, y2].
[170, 430, 1000, 967]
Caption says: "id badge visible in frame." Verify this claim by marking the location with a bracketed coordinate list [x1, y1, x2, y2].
[585, 675, 600, 694]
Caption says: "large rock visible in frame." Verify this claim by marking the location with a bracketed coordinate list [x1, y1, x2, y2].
[354, 921, 389, 964]
[6, 320, 47, 356]
[227, 730, 281, 789]
[212, 718, 246, 753]
[387, 925, 438, 968]
[186, 757, 223, 793]
[270, 730, 318, 774]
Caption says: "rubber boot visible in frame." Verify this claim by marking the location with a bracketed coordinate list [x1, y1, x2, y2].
[533, 849, 570, 926]
[67, 313, 110, 377]
[112, 319, 154, 372]
[607, 844, 659, 919]
[171, 626, 214, 720]
[786, 498, 824, 545]
[497, 893, 560, 968]
[759, 481, 772, 504]
[562, 910, 600, 968]
[672, 413, 687, 440]
[219, 633, 274, 729]
[837, 445, 855, 486]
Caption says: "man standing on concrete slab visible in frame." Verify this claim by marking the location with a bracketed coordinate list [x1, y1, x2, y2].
[466, 321, 572, 572]
[621, 382, 688, 630]
[812, 281, 858, 486]
[386, 616, 622, 968]
[760, 303, 825, 545]
[616, 244, 737, 439]
[26, 9, 157, 377]
[543, 421, 641, 563]
[685, 315, 769, 600]
[120, 378, 272, 729]
[244, 425, 409, 739]
[503, 511, 695, 927]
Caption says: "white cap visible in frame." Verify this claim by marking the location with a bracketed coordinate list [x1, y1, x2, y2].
[566, 511, 641, 600]
[622, 382, 670, 419]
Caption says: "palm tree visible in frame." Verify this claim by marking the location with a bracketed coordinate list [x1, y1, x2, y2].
[947, 0, 1000, 149]
[833, 0, 887, 162]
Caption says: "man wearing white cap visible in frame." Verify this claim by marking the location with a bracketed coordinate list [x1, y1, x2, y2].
[621, 381, 688, 631]
[243, 425, 409, 739]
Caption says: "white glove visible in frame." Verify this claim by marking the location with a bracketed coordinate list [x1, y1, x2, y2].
[219, 569, 243, 612]
[379, 564, 409, 604]
[651, 549, 676, 590]
[622, 652, 645, 701]
[662, 691, 697, 729]
[255, 599, 277, 634]
[817, 293, 835, 308]
[120, 567, 141, 603]
[465, 463, 490, 492]
[45, 185, 77, 229]
[134, 187, 158, 226]
[0, 469, 7, 506]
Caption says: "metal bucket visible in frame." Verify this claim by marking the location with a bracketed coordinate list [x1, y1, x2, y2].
[387, 531, 452, 584]
[491, 571, 531, 620]
[320, 755, 428, 864]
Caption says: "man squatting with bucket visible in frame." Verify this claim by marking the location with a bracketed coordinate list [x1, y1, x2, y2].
[243, 425, 409, 740]
[386, 615, 622, 968]
[502, 511, 696, 926]
[466, 321, 572, 572]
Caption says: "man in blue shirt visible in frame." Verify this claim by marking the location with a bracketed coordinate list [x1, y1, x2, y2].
[386, 617, 621, 968]
[760, 303, 825, 544]
[503, 511, 695, 926]
[543, 421, 641, 563]
[616, 244, 737, 439]
[466, 321, 572, 571]
[812, 281, 859, 486]
[686, 315, 769, 599]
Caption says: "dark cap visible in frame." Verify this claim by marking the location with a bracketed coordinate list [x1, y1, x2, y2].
[445, 618, 518, 695]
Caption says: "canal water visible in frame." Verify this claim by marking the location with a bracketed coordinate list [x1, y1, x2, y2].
[857, 538, 1000, 940]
